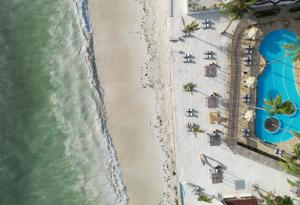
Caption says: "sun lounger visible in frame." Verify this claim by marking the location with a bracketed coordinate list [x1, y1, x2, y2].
[246, 45, 253, 50]
[274, 149, 285, 157]
[184, 58, 191, 63]
[184, 53, 191, 58]
[187, 109, 193, 117]
[245, 49, 253, 54]
[243, 132, 250, 138]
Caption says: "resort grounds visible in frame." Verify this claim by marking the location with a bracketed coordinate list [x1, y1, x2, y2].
[170, 1, 300, 205]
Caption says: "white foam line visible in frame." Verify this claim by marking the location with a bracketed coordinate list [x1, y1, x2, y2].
[72, 0, 129, 204]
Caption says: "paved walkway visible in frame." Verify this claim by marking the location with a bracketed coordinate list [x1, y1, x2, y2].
[227, 20, 251, 147]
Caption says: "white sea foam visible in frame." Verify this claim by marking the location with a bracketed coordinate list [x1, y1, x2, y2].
[71, 0, 129, 204]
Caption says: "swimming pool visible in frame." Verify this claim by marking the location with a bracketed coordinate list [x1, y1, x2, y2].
[256, 29, 300, 143]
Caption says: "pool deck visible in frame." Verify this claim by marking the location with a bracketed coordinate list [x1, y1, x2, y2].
[233, 7, 300, 161]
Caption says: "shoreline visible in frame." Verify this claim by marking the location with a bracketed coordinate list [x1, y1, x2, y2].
[88, 0, 176, 204]
[74, 0, 128, 204]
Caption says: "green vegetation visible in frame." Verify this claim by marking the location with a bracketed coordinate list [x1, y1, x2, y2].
[283, 36, 300, 61]
[190, 124, 205, 134]
[197, 194, 212, 203]
[183, 20, 200, 35]
[183, 82, 197, 93]
[220, 0, 256, 34]
[280, 143, 300, 175]
[287, 179, 300, 188]
[263, 192, 294, 205]
[289, 7, 300, 13]
[264, 94, 296, 116]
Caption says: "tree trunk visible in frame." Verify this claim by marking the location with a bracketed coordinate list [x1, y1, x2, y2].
[221, 18, 234, 35]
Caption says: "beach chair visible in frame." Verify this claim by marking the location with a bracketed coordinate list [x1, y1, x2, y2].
[187, 108, 193, 117]
[202, 19, 211, 29]
[184, 58, 191, 63]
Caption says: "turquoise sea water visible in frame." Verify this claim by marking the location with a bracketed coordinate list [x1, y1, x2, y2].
[0, 0, 126, 204]
[256, 29, 300, 143]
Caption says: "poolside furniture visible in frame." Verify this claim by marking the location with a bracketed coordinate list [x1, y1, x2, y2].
[206, 95, 219, 108]
[274, 149, 285, 157]
[243, 132, 250, 138]
[204, 63, 217, 77]
[210, 168, 223, 184]
[244, 110, 254, 122]
[242, 128, 250, 137]
[243, 95, 250, 104]
[245, 49, 253, 54]
[245, 45, 253, 51]
[244, 56, 252, 66]
[245, 76, 256, 88]
[241, 128, 250, 133]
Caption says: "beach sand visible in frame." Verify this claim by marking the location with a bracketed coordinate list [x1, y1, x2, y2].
[88, 0, 172, 204]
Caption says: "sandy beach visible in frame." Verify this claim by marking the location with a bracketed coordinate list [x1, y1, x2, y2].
[88, 0, 175, 204]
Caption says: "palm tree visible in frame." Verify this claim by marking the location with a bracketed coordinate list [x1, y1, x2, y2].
[264, 94, 296, 116]
[183, 82, 197, 93]
[263, 192, 294, 205]
[287, 178, 300, 188]
[283, 36, 300, 61]
[191, 124, 205, 134]
[182, 18, 200, 36]
[197, 194, 212, 203]
[270, 123, 300, 139]
[272, 124, 300, 138]
[280, 143, 300, 175]
[220, 0, 257, 34]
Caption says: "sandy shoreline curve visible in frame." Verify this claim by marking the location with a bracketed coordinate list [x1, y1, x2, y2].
[88, 0, 177, 204]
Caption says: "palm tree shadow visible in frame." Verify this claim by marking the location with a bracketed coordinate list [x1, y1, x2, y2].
[204, 155, 227, 170]
[189, 34, 229, 55]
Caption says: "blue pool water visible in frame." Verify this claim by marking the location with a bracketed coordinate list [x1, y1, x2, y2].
[256, 29, 300, 143]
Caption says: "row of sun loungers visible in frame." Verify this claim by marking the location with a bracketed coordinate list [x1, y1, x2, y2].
[242, 94, 251, 104]
[243, 45, 253, 66]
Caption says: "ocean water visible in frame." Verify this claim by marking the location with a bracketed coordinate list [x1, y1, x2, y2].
[0, 0, 127, 204]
